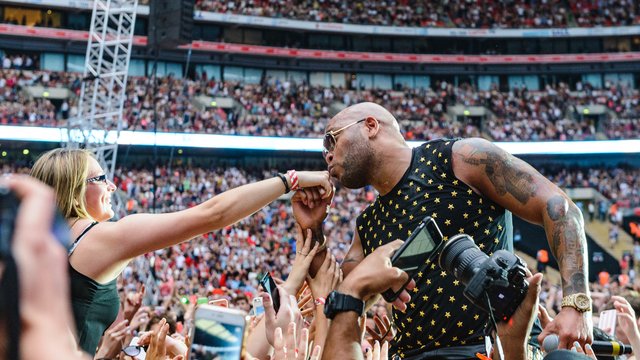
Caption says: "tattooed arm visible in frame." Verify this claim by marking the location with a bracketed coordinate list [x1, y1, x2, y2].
[451, 138, 592, 348]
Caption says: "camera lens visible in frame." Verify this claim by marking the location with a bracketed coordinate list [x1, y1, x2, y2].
[438, 234, 488, 284]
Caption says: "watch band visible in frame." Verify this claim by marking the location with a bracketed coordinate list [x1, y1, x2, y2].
[324, 291, 365, 319]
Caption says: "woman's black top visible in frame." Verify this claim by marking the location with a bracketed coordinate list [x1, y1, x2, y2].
[68, 222, 120, 355]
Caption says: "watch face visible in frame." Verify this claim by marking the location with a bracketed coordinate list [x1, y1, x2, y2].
[575, 294, 591, 310]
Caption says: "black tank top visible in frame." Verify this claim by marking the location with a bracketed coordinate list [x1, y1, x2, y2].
[356, 139, 540, 358]
[68, 222, 120, 355]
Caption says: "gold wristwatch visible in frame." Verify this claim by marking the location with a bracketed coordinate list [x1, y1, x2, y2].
[561, 293, 591, 312]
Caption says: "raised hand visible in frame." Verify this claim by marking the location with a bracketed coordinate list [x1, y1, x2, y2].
[271, 322, 322, 360]
[138, 318, 188, 359]
[611, 295, 640, 352]
[497, 273, 542, 345]
[338, 240, 415, 311]
[145, 318, 180, 360]
[292, 187, 334, 231]
[537, 300, 592, 350]
[366, 315, 396, 346]
[294, 171, 332, 198]
[298, 292, 314, 317]
[306, 251, 342, 301]
[94, 319, 130, 360]
[262, 288, 304, 347]
[284, 224, 320, 295]
[123, 285, 146, 322]
[129, 306, 151, 332]
[365, 340, 389, 360]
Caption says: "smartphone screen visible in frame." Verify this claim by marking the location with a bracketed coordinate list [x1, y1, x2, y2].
[259, 273, 280, 312]
[189, 305, 246, 360]
[392, 217, 441, 274]
[382, 217, 443, 302]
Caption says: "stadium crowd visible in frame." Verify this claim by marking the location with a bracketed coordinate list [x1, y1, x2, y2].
[195, 0, 640, 28]
[3, 156, 640, 359]
[1, 68, 639, 141]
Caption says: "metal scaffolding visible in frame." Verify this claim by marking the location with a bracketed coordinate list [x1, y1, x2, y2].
[67, 0, 138, 218]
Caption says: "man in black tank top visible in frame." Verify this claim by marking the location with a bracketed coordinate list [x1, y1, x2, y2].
[295, 102, 592, 359]
[356, 139, 529, 358]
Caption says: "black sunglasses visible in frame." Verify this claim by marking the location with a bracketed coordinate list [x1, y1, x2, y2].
[86, 174, 108, 184]
[322, 118, 366, 156]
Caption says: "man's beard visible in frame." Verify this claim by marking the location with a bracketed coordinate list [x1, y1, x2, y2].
[339, 141, 375, 189]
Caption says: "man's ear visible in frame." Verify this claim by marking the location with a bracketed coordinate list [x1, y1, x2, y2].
[365, 117, 380, 138]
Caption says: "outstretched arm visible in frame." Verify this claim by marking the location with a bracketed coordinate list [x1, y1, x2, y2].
[78, 172, 331, 280]
[452, 138, 591, 347]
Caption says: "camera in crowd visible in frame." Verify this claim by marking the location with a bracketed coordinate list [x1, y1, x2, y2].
[438, 233, 529, 321]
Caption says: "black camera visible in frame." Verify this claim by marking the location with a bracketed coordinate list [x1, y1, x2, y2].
[438, 234, 528, 321]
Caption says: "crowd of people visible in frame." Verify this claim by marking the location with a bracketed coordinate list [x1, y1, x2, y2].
[1, 68, 639, 141]
[195, 0, 640, 28]
[2, 140, 640, 359]
[1, 53, 38, 70]
[541, 167, 640, 209]
[4, 159, 640, 301]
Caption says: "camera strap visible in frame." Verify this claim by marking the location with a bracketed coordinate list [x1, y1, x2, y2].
[483, 292, 504, 360]
[0, 255, 20, 360]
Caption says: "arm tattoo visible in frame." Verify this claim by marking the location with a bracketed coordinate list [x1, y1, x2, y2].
[461, 140, 537, 204]
[547, 195, 588, 294]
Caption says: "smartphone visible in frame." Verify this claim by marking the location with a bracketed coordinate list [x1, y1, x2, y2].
[382, 216, 443, 302]
[189, 304, 247, 360]
[599, 309, 617, 336]
[252, 296, 264, 316]
[259, 273, 280, 313]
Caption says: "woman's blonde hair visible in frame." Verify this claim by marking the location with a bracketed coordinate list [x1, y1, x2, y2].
[30, 148, 94, 220]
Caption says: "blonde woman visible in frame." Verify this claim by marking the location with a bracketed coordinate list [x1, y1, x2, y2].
[30, 148, 331, 355]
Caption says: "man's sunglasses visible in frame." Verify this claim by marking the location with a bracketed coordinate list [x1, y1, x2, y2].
[322, 118, 366, 156]
[86, 174, 108, 184]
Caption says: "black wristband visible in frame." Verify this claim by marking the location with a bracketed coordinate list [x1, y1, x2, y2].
[276, 173, 290, 193]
